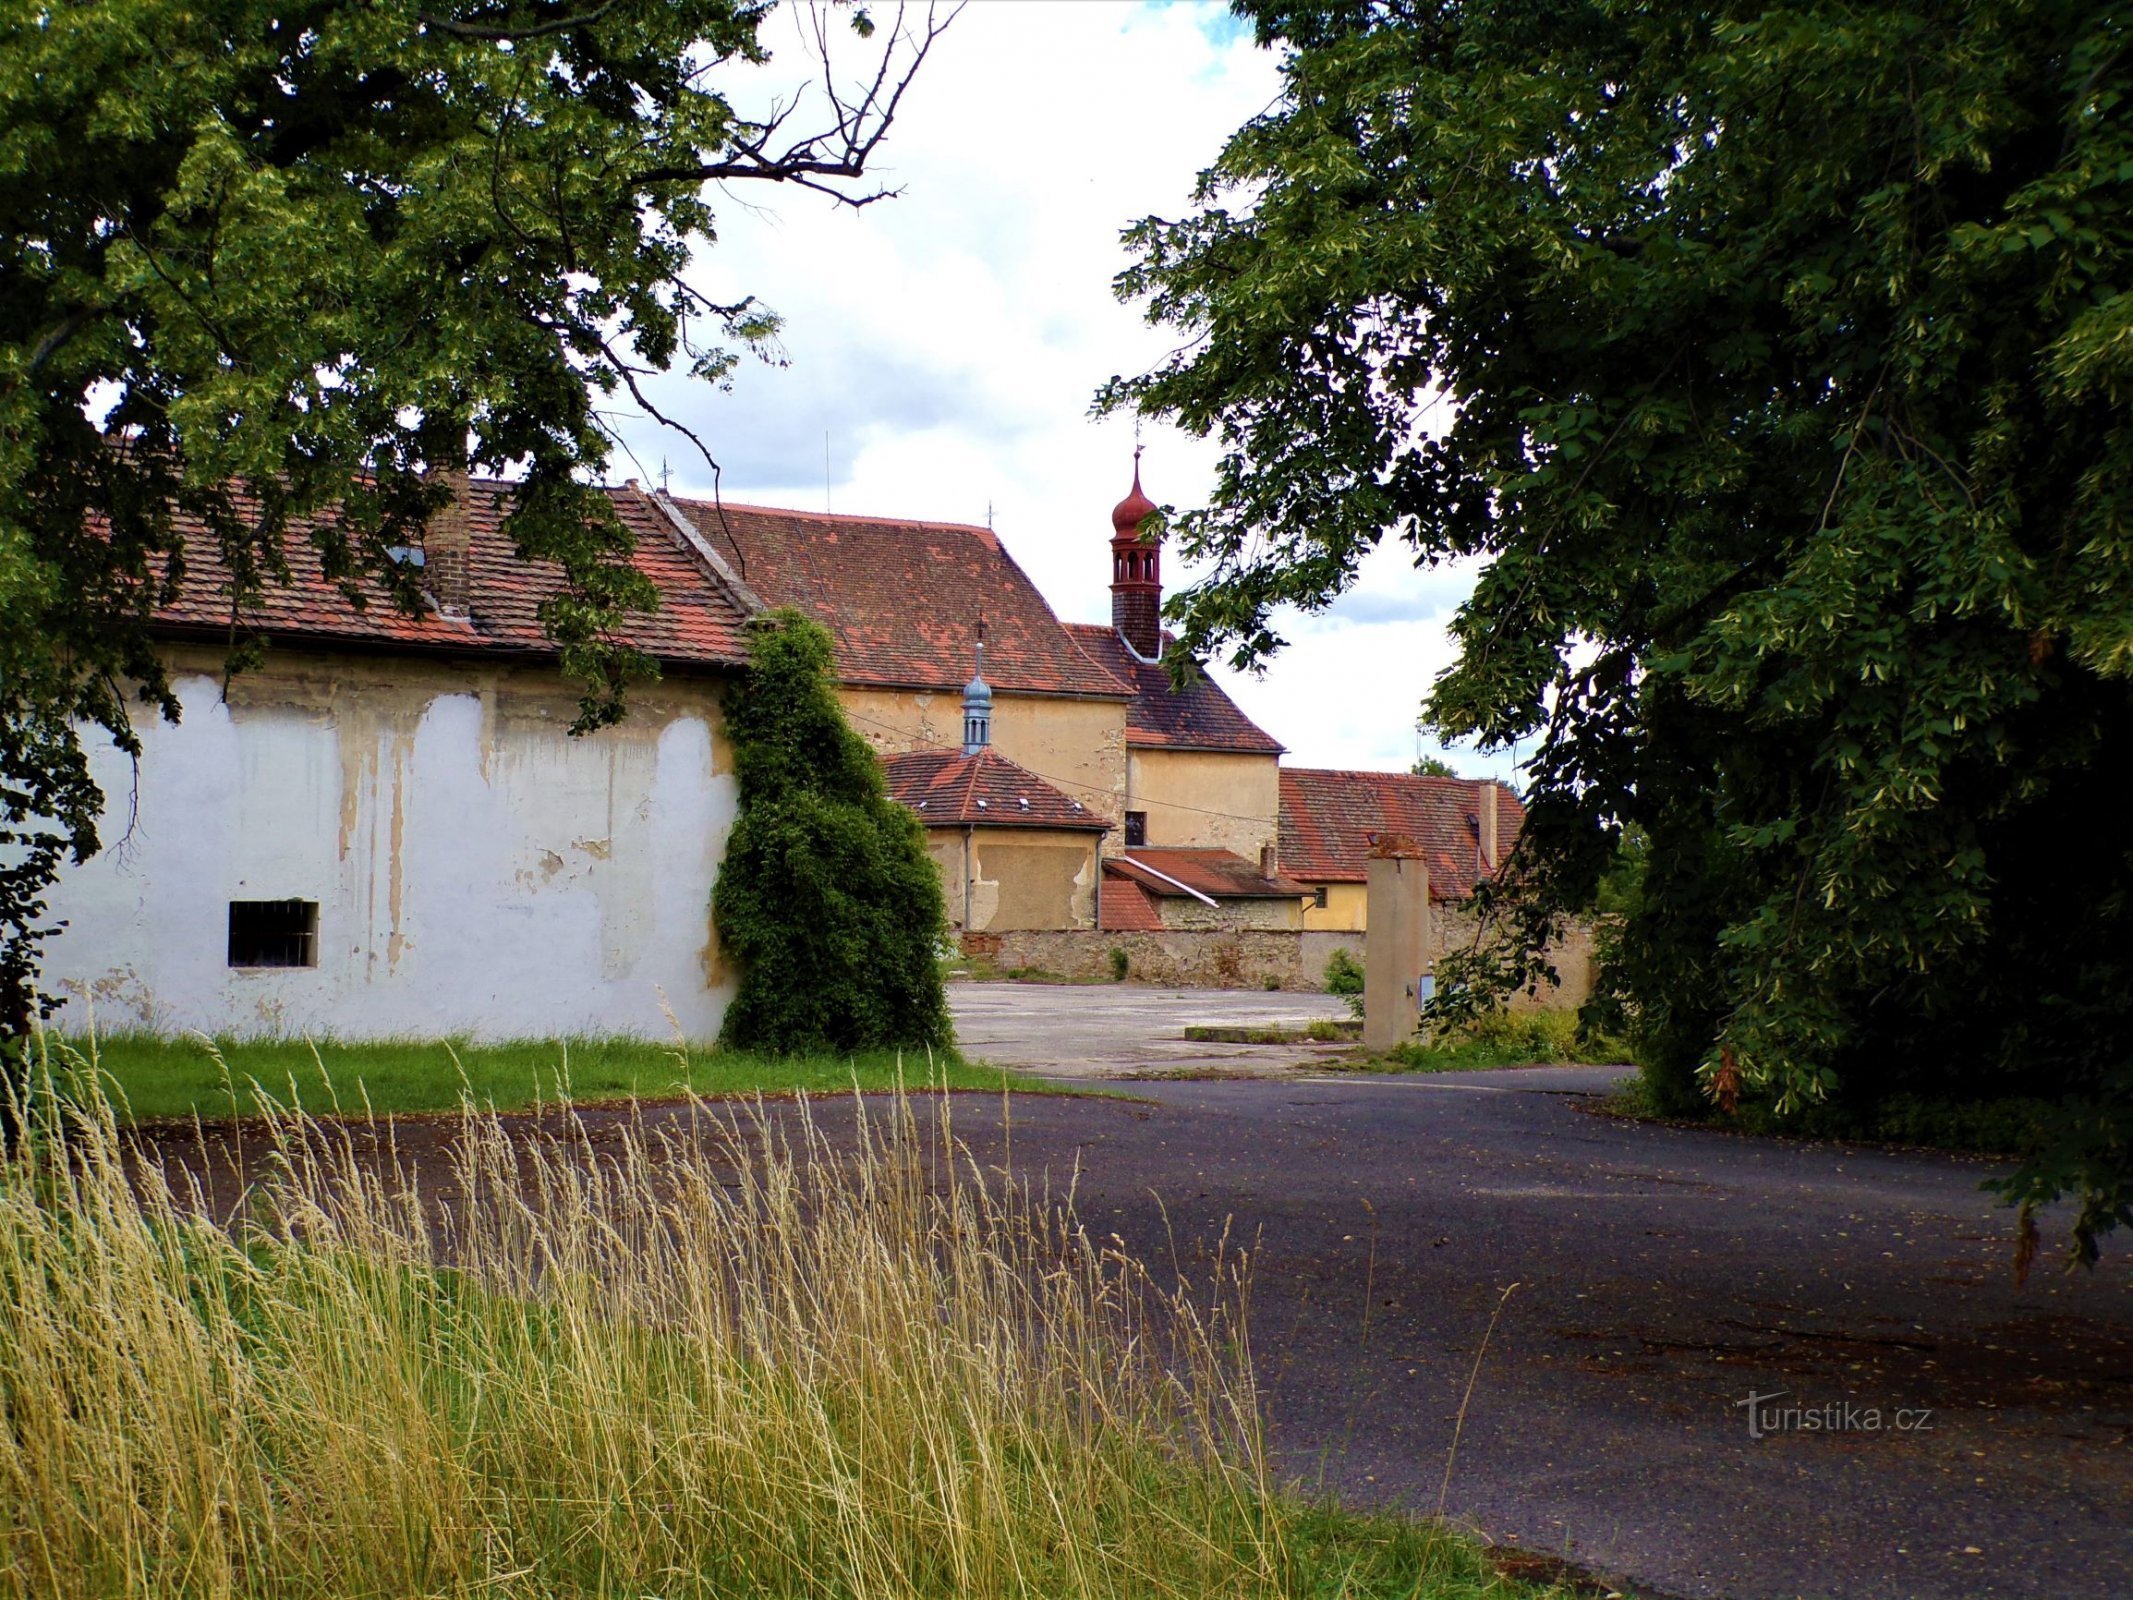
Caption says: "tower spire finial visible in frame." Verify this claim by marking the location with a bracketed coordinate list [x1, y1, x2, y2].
[962, 611, 993, 756]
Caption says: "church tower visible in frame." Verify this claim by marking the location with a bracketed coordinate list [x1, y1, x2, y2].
[1109, 452, 1162, 659]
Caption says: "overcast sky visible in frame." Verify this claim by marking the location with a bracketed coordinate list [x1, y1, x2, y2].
[613, 0, 1512, 781]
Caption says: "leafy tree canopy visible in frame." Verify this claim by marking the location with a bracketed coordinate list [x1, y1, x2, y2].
[712, 611, 951, 1056]
[1105, 0, 2133, 1261]
[0, 0, 943, 1061]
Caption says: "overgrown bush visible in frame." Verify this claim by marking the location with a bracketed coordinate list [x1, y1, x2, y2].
[1108, 945, 1130, 982]
[1323, 947, 1365, 1020]
[712, 612, 950, 1054]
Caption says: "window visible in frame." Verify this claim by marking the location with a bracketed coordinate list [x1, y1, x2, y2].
[228, 899, 319, 968]
[1123, 811, 1147, 847]
[1312, 886, 1329, 910]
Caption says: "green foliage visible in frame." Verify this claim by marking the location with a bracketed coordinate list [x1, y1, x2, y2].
[1323, 946, 1365, 1020]
[1411, 754, 1461, 778]
[713, 613, 952, 1055]
[0, 0, 936, 1117]
[1108, 945, 1131, 982]
[1383, 1008, 1626, 1074]
[1109, 0, 2133, 1263]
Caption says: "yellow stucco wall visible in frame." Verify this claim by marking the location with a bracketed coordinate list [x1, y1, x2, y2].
[1125, 748, 1279, 858]
[1300, 881, 1369, 932]
[840, 686, 1127, 832]
[926, 826, 1101, 932]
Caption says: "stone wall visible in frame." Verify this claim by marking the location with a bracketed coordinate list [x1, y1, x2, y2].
[969, 917, 1595, 1004]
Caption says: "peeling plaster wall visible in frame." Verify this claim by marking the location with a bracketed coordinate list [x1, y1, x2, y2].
[839, 686, 1127, 831]
[44, 645, 737, 1040]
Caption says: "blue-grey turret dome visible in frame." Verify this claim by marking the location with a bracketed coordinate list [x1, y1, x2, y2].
[962, 622, 993, 755]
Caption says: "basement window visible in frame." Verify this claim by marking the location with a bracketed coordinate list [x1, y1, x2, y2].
[228, 899, 319, 969]
[1123, 811, 1147, 847]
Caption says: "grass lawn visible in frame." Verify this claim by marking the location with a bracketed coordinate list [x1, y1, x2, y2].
[46, 1031, 1057, 1125]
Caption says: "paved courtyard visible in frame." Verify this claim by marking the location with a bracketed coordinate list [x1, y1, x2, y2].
[937, 980, 2133, 1600]
[948, 978, 1355, 1078]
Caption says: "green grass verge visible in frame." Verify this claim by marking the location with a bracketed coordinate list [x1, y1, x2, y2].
[53, 1031, 1060, 1125]
[1327, 1009, 1631, 1075]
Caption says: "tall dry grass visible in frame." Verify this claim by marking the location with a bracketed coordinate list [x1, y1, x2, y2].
[0, 1046, 1294, 1600]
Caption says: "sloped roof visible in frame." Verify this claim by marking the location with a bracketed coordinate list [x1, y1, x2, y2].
[1278, 768, 1527, 900]
[1099, 875, 1163, 932]
[146, 480, 752, 668]
[882, 749, 1106, 831]
[663, 496, 1130, 701]
[1106, 848, 1307, 901]
[1061, 624, 1283, 755]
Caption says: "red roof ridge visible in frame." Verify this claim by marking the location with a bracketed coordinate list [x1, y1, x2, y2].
[661, 493, 999, 547]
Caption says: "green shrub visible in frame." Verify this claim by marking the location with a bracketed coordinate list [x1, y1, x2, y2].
[1323, 947, 1365, 1020]
[1108, 945, 1130, 982]
[713, 612, 950, 1054]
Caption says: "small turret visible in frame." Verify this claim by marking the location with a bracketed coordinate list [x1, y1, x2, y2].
[962, 616, 993, 756]
[1109, 449, 1162, 659]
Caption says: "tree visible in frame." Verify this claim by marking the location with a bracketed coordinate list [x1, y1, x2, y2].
[712, 611, 951, 1055]
[1410, 754, 1460, 779]
[0, 0, 951, 1099]
[1105, 1, 2133, 1262]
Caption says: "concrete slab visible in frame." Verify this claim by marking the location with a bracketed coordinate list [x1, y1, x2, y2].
[948, 979, 1354, 1079]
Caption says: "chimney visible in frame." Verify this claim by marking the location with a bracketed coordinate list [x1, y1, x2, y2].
[1108, 450, 1162, 659]
[1478, 781, 1500, 872]
[425, 468, 472, 618]
[1260, 841, 1278, 880]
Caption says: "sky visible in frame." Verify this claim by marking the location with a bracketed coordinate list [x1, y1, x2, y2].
[611, 0, 1510, 781]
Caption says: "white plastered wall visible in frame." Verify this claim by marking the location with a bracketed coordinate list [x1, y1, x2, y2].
[41, 646, 737, 1040]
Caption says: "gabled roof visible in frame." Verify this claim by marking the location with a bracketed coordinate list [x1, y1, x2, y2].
[146, 480, 752, 668]
[1061, 624, 1284, 755]
[662, 496, 1131, 701]
[1106, 848, 1307, 901]
[882, 749, 1106, 831]
[1278, 768, 1527, 901]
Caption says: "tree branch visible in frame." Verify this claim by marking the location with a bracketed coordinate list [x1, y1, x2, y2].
[418, 2, 616, 41]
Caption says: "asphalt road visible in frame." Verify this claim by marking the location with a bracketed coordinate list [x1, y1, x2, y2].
[948, 980, 1353, 1078]
[918, 1072, 2132, 1600]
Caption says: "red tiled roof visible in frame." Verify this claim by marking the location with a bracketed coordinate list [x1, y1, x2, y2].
[146, 481, 751, 667]
[665, 497, 1130, 700]
[882, 749, 1106, 831]
[1061, 624, 1283, 755]
[1278, 768, 1527, 901]
[1106, 848, 1307, 901]
[1099, 875, 1163, 932]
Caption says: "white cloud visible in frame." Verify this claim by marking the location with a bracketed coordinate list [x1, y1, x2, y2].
[612, 1, 1512, 784]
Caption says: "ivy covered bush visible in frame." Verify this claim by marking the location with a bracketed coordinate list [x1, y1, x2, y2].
[713, 612, 952, 1055]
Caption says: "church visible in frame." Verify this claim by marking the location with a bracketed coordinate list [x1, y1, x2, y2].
[39, 460, 1537, 1039]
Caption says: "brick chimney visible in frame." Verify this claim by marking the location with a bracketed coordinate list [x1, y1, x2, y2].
[425, 468, 472, 618]
[1109, 450, 1162, 659]
[1478, 780, 1500, 872]
[1260, 841, 1278, 880]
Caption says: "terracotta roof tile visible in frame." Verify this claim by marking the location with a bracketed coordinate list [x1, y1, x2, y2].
[1107, 848, 1308, 901]
[1099, 875, 1163, 932]
[665, 497, 1130, 700]
[1278, 768, 1526, 901]
[1061, 624, 1283, 755]
[146, 481, 751, 667]
[882, 749, 1106, 831]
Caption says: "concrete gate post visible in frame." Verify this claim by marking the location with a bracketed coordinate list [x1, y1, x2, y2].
[1363, 834, 1431, 1053]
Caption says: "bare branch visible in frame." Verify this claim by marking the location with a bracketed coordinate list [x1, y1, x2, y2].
[629, 2, 960, 206]
[418, 2, 616, 41]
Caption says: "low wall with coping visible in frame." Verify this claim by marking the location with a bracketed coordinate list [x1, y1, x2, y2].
[965, 921, 1593, 1003]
